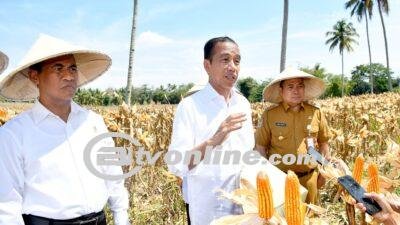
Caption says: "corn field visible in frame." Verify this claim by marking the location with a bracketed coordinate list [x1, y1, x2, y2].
[0, 92, 399, 225]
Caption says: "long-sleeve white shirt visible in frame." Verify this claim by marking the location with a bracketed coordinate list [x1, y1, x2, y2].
[168, 83, 255, 225]
[0, 101, 129, 225]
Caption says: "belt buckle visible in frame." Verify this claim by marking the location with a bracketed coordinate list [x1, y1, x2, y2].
[79, 217, 97, 225]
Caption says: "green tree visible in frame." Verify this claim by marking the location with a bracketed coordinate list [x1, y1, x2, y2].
[325, 19, 359, 97]
[345, 0, 374, 93]
[236, 77, 258, 99]
[248, 79, 271, 103]
[153, 85, 168, 104]
[300, 63, 328, 80]
[349, 63, 393, 95]
[324, 74, 351, 97]
[131, 85, 152, 104]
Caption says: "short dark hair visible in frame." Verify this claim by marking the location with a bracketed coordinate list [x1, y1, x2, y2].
[204, 36, 237, 61]
[279, 78, 305, 88]
[28, 54, 76, 74]
[29, 62, 43, 73]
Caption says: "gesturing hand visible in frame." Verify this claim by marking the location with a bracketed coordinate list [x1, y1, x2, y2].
[207, 113, 246, 147]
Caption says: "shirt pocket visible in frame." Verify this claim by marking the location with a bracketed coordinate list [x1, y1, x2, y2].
[271, 125, 290, 145]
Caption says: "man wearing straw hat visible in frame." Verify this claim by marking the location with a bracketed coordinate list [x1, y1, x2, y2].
[0, 34, 129, 225]
[255, 67, 331, 204]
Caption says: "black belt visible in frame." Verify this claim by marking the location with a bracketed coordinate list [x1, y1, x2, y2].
[185, 203, 191, 225]
[22, 211, 106, 225]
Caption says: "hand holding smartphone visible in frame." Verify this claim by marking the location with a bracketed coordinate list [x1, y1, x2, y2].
[338, 175, 382, 215]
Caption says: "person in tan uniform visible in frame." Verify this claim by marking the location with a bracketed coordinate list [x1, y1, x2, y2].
[255, 67, 331, 204]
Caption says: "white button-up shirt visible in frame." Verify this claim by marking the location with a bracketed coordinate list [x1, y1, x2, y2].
[0, 101, 129, 225]
[168, 83, 254, 225]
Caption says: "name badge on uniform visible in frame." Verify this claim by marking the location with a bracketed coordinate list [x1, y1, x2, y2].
[275, 122, 287, 127]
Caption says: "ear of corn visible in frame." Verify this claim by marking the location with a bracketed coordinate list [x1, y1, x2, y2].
[256, 171, 274, 219]
[352, 154, 364, 183]
[285, 170, 303, 225]
[367, 163, 380, 193]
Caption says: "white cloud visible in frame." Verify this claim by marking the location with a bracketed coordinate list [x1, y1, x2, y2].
[136, 31, 173, 47]
[288, 30, 325, 39]
[4, 0, 399, 91]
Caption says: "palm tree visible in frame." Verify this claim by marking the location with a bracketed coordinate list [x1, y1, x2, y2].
[345, 0, 374, 93]
[375, 0, 392, 90]
[280, 0, 289, 72]
[300, 63, 327, 80]
[326, 20, 359, 97]
[125, 0, 139, 106]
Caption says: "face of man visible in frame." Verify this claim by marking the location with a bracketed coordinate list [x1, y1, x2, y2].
[29, 55, 78, 105]
[204, 41, 240, 94]
[280, 78, 305, 106]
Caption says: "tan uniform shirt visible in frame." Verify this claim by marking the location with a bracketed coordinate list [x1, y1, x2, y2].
[255, 101, 330, 173]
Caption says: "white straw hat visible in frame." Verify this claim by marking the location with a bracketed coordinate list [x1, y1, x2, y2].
[0, 34, 111, 101]
[263, 67, 325, 103]
[0, 51, 8, 75]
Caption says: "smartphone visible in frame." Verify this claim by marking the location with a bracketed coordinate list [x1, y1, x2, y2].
[338, 175, 382, 215]
[307, 145, 329, 166]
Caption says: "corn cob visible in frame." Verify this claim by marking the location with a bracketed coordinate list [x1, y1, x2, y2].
[285, 170, 303, 225]
[346, 154, 364, 225]
[367, 163, 380, 193]
[257, 171, 274, 219]
[352, 154, 364, 183]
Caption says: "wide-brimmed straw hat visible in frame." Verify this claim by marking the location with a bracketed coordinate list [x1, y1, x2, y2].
[0, 34, 111, 101]
[0, 51, 8, 75]
[263, 67, 325, 103]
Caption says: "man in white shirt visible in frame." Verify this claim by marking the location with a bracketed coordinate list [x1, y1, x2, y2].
[168, 36, 255, 225]
[0, 34, 129, 225]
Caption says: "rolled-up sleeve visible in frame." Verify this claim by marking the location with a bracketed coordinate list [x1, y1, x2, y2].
[255, 110, 271, 149]
[317, 110, 330, 143]
[167, 102, 194, 178]
[0, 128, 24, 225]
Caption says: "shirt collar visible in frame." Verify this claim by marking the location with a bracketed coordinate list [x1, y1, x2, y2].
[31, 100, 84, 124]
[203, 82, 237, 104]
[282, 101, 305, 112]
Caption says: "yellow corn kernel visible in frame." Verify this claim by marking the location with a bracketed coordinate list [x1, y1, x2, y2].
[285, 171, 303, 225]
[352, 154, 364, 183]
[257, 171, 274, 219]
[367, 163, 380, 193]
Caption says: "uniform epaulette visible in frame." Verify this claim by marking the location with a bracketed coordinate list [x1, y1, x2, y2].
[265, 103, 280, 111]
[306, 101, 321, 109]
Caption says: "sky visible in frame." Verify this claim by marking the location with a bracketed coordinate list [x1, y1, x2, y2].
[1, 0, 399, 89]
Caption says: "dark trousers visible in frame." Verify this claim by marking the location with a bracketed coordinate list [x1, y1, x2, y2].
[22, 211, 106, 225]
[185, 203, 191, 225]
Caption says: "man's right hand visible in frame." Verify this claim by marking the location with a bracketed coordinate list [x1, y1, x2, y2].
[354, 192, 400, 225]
[188, 113, 247, 171]
[207, 113, 247, 147]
